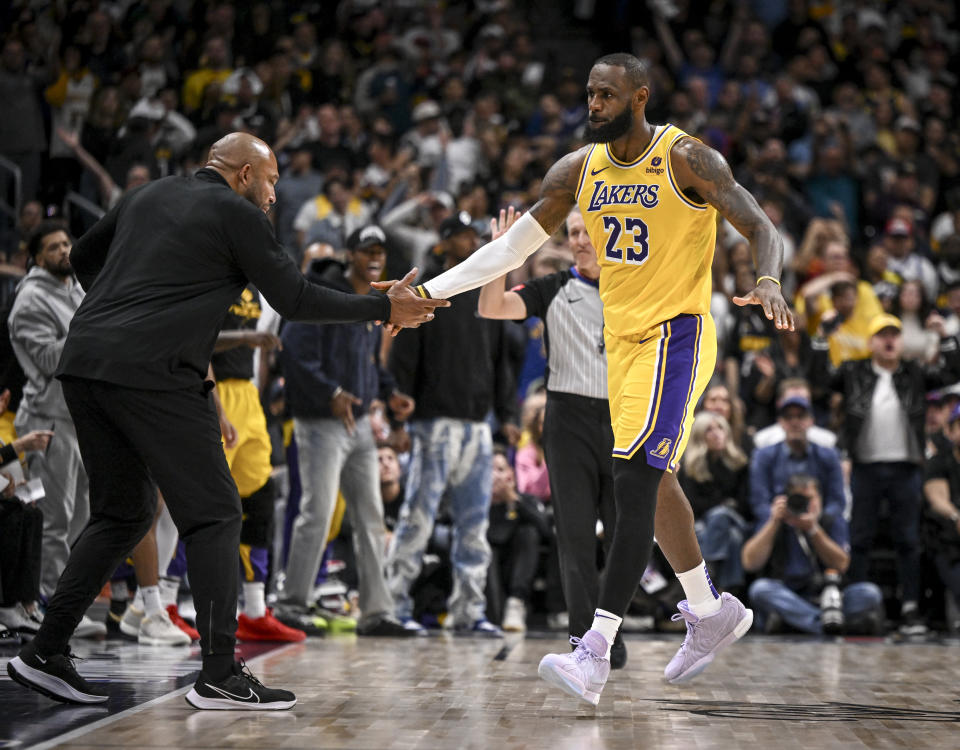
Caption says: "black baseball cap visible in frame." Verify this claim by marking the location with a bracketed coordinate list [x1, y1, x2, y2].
[439, 211, 475, 240]
[346, 225, 388, 252]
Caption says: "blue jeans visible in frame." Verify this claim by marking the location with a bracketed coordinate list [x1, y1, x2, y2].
[748, 578, 884, 634]
[386, 418, 493, 626]
[695, 505, 747, 590]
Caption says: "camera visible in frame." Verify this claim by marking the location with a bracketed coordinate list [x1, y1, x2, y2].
[786, 492, 810, 515]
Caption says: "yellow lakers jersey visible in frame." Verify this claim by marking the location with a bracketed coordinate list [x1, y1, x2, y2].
[575, 124, 717, 338]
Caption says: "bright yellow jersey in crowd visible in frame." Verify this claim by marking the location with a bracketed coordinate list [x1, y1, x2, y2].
[575, 124, 717, 339]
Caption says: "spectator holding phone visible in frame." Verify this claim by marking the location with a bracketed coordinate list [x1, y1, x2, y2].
[742, 473, 884, 635]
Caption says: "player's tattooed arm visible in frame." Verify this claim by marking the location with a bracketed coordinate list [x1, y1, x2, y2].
[529, 148, 588, 235]
[672, 138, 794, 331]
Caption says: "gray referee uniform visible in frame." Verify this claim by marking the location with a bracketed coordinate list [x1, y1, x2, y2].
[514, 267, 617, 638]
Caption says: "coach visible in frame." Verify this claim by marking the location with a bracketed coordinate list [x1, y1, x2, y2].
[7, 133, 446, 710]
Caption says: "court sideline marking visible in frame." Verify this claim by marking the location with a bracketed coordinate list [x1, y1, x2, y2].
[27, 642, 299, 750]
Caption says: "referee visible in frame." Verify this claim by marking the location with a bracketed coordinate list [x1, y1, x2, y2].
[478, 207, 625, 668]
[7, 133, 447, 710]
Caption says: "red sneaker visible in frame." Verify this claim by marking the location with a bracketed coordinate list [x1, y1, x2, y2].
[236, 609, 307, 642]
[166, 604, 200, 641]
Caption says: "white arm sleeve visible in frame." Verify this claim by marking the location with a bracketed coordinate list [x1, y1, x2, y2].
[422, 212, 551, 299]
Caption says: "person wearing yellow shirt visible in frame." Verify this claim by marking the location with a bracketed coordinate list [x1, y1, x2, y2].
[795, 239, 883, 366]
[182, 36, 232, 114]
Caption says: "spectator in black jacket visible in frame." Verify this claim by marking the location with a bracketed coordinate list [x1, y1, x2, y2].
[386, 212, 519, 636]
[921, 402, 960, 621]
[810, 311, 960, 635]
[278, 224, 419, 638]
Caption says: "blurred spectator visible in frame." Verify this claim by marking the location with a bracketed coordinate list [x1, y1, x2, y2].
[884, 217, 938, 303]
[0, 36, 51, 202]
[743, 473, 884, 635]
[182, 35, 232, 115]
[278, 225, 416, 637]
[514, 390, 549, 502]
[922, 403, 960, 618]
[753, 378, 838, 451]
[680, 412, 750, 593]
[810, 313, 960, 634]
[8, 221, 89, 599]
[293, 175, 372, 253]
[699, 380, 750, 454]
[386, 211, 519, 636]
[380, 190, 454, 277]
[274, 146, 323, 258]
[486, 446, 552, 632]
[893, 280, 939, 363]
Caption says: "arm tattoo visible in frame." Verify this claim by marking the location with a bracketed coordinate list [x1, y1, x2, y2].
[675, 138, 782, 276]
[530, 148, 587, 235]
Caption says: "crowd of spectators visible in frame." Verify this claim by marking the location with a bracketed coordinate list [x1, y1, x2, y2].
[2, 0, 960, 643]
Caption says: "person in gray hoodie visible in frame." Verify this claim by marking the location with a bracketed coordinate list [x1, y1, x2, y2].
[8, 220, 89, 601]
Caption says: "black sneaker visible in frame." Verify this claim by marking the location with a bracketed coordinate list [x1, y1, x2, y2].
[273, 603, 328, 637]
[7, 640, 109, 704]
[357, 615, 425, 637]
[610, 632, 628, 670]
[185, 659, 297, 710]
[898, 607, 928, 637]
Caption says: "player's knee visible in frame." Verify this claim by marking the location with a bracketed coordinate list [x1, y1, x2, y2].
[240, 477, 276, 547]
[612, 452, 662, 497]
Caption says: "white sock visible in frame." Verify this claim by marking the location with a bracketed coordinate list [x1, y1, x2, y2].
[141, 585, 163, 617]
[159, 576, 180, 608]
[111, 582, 129, 602]
[243, 582, 266, 619]
[155, 504, 179, 575]
[589, 609, 622, 658]
[132, 587, 144, 611]
[677, 561, 722, 617]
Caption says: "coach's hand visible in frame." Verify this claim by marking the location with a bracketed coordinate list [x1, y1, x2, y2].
[374, 268, 450, 333]
[733, 279, 794, 331]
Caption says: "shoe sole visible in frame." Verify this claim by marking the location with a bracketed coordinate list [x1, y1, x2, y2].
[667, 608, 754, 684]
[537, 660, 601, 706]
[139, 634, 192, 647]
[119, 623, 141, 639]
[184, 688, 296, 711]
[7, 657, 109, 704]
[235, 633, 307, 643]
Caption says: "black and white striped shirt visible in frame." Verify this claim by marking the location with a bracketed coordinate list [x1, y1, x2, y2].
[515, 267, 607, 400]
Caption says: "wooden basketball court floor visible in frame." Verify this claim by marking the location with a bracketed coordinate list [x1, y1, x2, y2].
[2, 631, 959, 750]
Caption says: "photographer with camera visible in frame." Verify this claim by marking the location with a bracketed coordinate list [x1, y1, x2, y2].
[742, 473, 883, 635]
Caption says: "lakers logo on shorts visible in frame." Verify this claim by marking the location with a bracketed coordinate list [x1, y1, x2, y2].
[651, 438, 672, 459]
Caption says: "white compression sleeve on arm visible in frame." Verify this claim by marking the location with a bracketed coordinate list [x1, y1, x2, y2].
[421, 212, 551, 299]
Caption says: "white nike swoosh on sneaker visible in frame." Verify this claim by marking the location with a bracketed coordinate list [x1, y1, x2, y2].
[36, 655, 47, 664]
[204, 683, 260, 703]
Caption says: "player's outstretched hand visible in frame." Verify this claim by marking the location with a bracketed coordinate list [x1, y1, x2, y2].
[490, 206, 519, 241]
[733, 279, 794, 331]
[372, 268, 450, 334]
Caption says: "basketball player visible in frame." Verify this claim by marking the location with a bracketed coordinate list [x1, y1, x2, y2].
[384, 54, 794, 705]
[479, 207, 625, 666]
[211, 287, 306, 643]
[6, 132, 447, 710]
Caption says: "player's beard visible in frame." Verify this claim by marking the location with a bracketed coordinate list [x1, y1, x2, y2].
[586, 107, 633, 143]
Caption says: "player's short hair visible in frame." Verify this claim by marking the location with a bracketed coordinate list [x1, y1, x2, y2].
[594, 53, 649, 90]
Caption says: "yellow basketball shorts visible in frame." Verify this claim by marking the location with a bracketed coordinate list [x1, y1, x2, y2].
[606, 313, 717, 472]
[217, 378, 273, 497]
